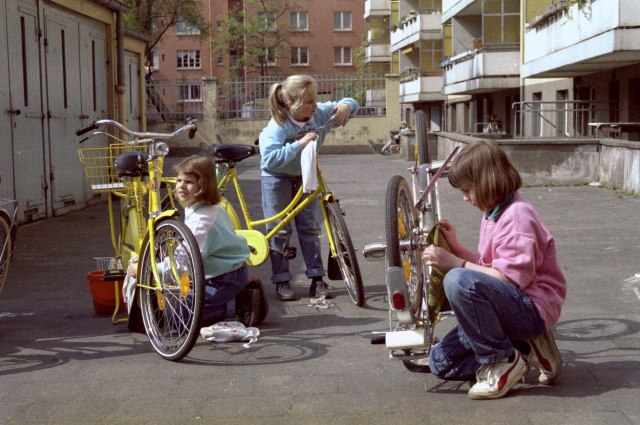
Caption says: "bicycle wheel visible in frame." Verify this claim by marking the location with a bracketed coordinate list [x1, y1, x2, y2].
[325, 202, 365, 306]
[0, 212, 13, 295]
[138, 219, 205, 361]
[385, 175, 423, 316]
[415, 109, 431, 165]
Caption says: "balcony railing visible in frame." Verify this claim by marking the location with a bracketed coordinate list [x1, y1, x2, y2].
[399, 74, 444, 103]
[442, 48, 520, 95]
[390, 12, 442, 52]
[522, 0, 640, 77]
[365, 43, 391, 62]
[365, 0, 391, 18]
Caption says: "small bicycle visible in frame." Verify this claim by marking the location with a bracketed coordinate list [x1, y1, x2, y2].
[77, 118, 205, 361]
[363, 110, 460, 372]
[0, 198, 18, 295]
[213, 119, 365, 306]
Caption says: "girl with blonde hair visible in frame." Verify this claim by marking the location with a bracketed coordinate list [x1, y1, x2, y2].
[258, 75, 358, 301]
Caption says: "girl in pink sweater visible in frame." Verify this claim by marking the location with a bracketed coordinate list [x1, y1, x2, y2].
[422, 141, 566, 400]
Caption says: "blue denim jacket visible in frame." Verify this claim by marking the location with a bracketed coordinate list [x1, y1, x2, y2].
[258, 98, 358, 177]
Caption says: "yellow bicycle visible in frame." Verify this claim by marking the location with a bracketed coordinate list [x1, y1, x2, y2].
[77, 118, 205, 361]
[213, 121, 365, 307]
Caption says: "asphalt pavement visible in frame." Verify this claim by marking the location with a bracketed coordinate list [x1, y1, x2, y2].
[1, 152, 640, 425]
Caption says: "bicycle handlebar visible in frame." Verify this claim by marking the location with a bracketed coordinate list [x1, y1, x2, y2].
[76, 117, 198, 142]
[284, 116, 335, 144]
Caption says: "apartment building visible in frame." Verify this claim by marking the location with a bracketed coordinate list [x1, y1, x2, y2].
[369, 0, 640, 142]
[152, 0, 365, 82]
[364, 0, 447, 129]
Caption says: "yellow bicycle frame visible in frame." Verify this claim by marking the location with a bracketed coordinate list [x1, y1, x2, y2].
[216, 161, 341, 265]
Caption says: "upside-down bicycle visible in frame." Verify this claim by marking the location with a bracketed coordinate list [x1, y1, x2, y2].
[77, 118, 205, 361]
[363, 110, 460, 372]
[212, 119, 365, 306]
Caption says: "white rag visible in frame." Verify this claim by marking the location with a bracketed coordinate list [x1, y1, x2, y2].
[200, 321, 260, 348]
[301, 139, 318, 193]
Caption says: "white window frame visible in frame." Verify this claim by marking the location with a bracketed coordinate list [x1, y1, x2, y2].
[290, 11, 308, 31]
[333, 46, 352, 65]
[334, 11, 352, 31]
[177, 50, 201, 69]
[175, 20, 201, 35]
[258, 12, 277, 32]
[291, 47, 309, 66]
[178, 83, 202, 102]
[263, 47, 276, 66]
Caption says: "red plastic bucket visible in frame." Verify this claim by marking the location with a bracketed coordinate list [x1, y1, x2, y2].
[86, 271, 126, 315]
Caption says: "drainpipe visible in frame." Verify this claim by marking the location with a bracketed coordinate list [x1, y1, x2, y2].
[116, 10, 126, 126]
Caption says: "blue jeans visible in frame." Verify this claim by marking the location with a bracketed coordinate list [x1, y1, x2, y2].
[428, 268, 546, 381]
[261, 175, 324, 284]
[201, 264, 248, 327]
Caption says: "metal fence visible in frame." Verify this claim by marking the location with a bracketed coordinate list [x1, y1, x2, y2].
[512, 100, 615, 138]
[146, 80, 205, 123]
[146, 74, 387, 123]
[217, 74, 387, 120]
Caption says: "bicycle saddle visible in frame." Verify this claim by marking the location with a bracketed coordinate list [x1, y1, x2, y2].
[213, 144, 257, 164]
[114, 151, 147, 177]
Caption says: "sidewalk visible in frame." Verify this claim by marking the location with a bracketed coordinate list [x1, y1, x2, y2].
[1, 153, 640, 425]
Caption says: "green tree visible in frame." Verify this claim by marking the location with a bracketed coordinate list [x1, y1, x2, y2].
[122, 0, 210, 60]
[214, 0, 300, 78]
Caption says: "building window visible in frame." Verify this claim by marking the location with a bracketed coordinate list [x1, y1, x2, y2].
[420, 39, 444, 74]
[259, 12, 276, 31]
[177, 50, 201, 69]
[216, 55, 224, 65]
[216, 21, 223, 32]
[179, 83, 202, 102]
[291, 47, 309, 65]
[334, 46, 352, 65]
[290, 11, 308, 31]
[483, 0, 519, 45]
[334, 12, 352, 31]
[263, 47, 276, 66]
[175, 19, 200, 35]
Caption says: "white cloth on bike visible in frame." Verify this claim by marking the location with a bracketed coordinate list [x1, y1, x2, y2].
[123, 255, 138, 315]
[301, 139, 318, 193]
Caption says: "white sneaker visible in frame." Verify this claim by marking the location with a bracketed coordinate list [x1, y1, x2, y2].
[468, 349, 526, 400]
[525, 329, 562, 385]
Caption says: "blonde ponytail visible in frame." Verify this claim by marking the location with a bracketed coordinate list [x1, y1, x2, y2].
[268, 75, 318, 125]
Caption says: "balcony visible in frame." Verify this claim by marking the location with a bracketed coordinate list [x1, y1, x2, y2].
[390, 12, 442, 52]
[522, 0, 640, 78]
[399, 74, 444, 103]
[442, 48, 520, 95]
[365, 43, 391, 63]
[442, 0, 477, 22]
[365, 0, 391, 18]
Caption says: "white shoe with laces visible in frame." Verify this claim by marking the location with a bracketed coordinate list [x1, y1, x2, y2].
[468, 349, 526, 400]
[525, 329, 562, 385]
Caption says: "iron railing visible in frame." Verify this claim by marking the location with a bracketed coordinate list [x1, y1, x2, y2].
[146, 74, 387, 123]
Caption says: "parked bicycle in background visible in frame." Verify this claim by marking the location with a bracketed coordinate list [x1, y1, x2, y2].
[0, 198, 18, 295]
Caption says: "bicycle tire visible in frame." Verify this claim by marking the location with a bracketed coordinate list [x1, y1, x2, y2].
[402, 358, 431, 373]
[325, 202, 365, 307]
[384, 175, 423, 315]
[0, 212, 13, 295]
[415, 110, 431, 165]
[139, 219, 205, 361]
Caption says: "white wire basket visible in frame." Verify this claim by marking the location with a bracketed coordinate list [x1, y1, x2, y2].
[94, 256, 123, 272]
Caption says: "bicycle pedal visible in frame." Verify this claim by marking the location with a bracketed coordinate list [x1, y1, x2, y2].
[285, 247, 297, 260]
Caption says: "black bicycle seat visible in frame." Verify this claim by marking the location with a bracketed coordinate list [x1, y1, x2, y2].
[114, 151, 147, 177]
[213, 144, 257, 164]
